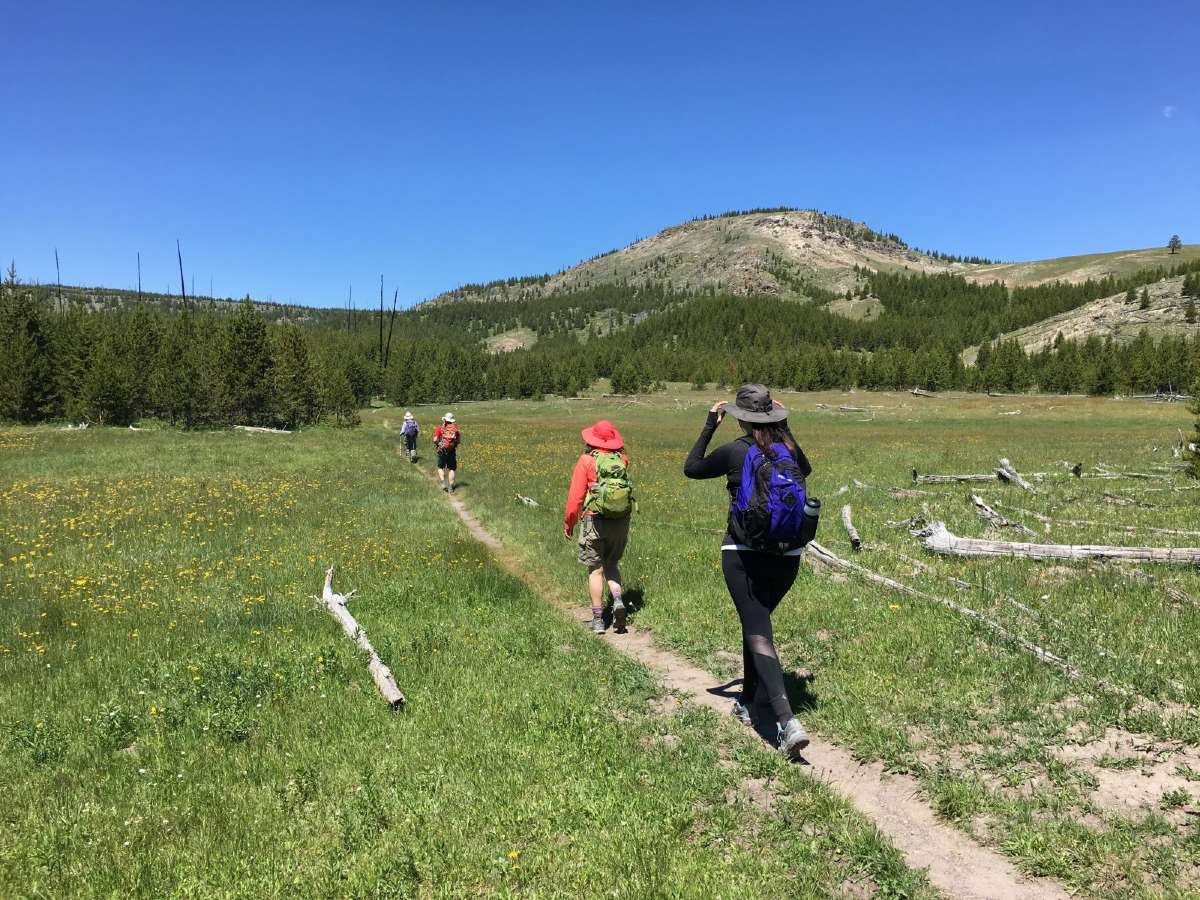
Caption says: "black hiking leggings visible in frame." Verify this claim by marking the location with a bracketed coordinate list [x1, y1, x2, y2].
[721, 549, 801, 726]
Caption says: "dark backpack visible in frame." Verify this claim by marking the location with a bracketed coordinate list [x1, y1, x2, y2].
[733, 441, 808, 551]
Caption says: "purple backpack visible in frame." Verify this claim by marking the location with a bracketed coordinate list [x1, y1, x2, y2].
[733, 442, 808, 551]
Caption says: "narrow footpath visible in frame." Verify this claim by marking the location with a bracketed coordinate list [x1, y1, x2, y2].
[435, 479, 1070, 900]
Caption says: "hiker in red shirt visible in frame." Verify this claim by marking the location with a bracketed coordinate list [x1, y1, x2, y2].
[564, 420, 634, 634]
[433, 413, 461, 493]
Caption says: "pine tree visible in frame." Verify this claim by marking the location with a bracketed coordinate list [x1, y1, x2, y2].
[221, 297, 274, 425]
[0, 264, 58, 422]
[1169, 234, 1183, 255]
[1139, 287, 1151, 310]
[1125, 287, 1138, 305]
[273, 325, 321, 428]
[1186, 298, 1197, 324]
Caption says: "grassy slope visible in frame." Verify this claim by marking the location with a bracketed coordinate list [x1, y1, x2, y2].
[0, 424, 932, 897]
[967, 245, 1200, 287]
[436, 390, 1200, 898]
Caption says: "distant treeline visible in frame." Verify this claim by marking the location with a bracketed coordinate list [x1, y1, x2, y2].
[4, 257, 1200, 428]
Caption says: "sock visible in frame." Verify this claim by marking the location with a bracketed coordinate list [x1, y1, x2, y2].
[610, 586, 624, 607]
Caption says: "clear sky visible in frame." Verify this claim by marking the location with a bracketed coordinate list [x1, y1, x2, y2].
[2, 1, 1196, 308]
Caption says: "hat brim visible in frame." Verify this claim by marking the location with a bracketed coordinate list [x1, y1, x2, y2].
[722, 401, 788, 423]
[581, 427, 623, 450]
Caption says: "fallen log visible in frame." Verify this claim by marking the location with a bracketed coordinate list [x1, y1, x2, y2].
[234, 425, 292, 434]
[318, 567, 405, 708]
[970, 494, 1035, 536]
[996, 458, 1040, 494]
[806, 542, 1085, 679]
[919, 522, 1200, 566]
[515, 494, 539, 507]
[838, 405, 868, 412]
[912, 468, 995, 485]
[910, 388, 936, 397]
[841, 505, 862, 551]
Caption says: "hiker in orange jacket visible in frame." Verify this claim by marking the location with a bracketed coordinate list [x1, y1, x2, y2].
[433, 413, 461, 492]
[564, 419, 633, 635]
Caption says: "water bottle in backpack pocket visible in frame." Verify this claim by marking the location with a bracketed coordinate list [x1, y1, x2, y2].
[733, 443, 816, 551]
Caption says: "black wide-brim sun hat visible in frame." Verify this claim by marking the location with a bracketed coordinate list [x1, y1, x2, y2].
[722, 383, 788, 423]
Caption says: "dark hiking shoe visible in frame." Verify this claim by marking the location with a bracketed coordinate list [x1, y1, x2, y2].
[611, 598, 627, 632]
[731, 700, 752, 726]
[441, 483, 449, 492]
[590, 613, 605, 634]
[778, 718, 810, 759]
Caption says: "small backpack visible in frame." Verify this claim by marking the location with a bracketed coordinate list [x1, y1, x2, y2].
[733, 441, 808, 551]
[587, 451, 634, 518]
[436, 423, 459, 451]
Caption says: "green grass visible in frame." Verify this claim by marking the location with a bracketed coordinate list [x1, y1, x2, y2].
[428, 388, 1200, 897]
[969, 244, 1200, 285]
[0, 422, 934, 897]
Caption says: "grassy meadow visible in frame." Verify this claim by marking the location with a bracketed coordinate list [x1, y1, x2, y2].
[417, 388, 1200, 897]
[0, 419, 934, 898]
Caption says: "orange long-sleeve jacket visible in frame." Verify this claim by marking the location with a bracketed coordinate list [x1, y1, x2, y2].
[563, 451, 629, 533]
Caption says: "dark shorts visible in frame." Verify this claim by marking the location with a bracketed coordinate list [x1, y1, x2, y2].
[437, 448, 457, 470]
[578, 515, 629, 570]
[404, 434, 417, 451]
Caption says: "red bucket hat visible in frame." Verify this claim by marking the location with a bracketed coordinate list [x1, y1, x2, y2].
[581, 419, 624, 451]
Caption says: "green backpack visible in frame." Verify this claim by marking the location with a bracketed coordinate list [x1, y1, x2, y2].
[587, 450, 634, 518]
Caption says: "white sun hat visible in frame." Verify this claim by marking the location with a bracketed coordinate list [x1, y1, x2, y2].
[443, 412, 455, 423]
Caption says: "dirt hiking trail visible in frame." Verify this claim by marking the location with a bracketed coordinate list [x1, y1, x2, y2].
[436, 481, 1069, 900]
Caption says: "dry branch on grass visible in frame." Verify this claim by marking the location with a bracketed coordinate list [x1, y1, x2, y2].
[970, 494, 1035, 536]
[996, 458, 1040, 494]
[1166, 585, 1199, 609]
[912, 468, 994, 485]
[233, 425, 292, 434]
[318, 567, 405, 708]
[919, 522, 1200, 566]
[841, 505, 862, 551]
[515, 494, 539, 507]
[910, 388, 936, 397]
[1001, 504, 1200, 539]
[806, 541, 1086, 679]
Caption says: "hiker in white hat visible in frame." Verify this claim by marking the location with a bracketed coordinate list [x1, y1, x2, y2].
[400, 411, 420, 463]
[434, 413, 461, 492]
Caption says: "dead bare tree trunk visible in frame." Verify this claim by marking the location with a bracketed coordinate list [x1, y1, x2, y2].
[319, 567, 405, 708]
[920, 521, 1200, 566]
[841, 505, 862, 551]
[996, 458, 1039, 494]
[383, 288, 399, 370]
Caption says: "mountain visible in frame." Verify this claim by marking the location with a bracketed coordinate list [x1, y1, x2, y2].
[430, 209, 970, 305]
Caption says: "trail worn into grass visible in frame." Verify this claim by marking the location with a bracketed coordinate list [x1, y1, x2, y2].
[437, 483, 1069, 900]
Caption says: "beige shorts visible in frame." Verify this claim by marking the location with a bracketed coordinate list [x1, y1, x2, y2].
[577, 515, 630, 570]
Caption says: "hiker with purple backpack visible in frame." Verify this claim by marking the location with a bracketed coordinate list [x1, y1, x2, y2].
[683, 384, 820, 760]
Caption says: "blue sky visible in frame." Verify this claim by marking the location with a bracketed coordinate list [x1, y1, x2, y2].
[2, 1, 1196, 308]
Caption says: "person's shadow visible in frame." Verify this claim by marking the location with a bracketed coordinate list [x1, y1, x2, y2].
[604, 586, 645, 632]
[706, 671, 818, 760]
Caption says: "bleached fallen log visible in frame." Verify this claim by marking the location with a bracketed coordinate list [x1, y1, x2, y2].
[996, 458, 1040, 494]
[910, 388, 936, 397]
[234, 425, 292, 434]
[841, 505, 862, 551]
[889, 487, 931, 498]
[515, 493, 539, 507]
[970, 494, 1035, 536]
[60, 422, 89, 430]
[912, 468, 994, 484]
[806, 542, 1085, 679]
[920, 521, 1200, 566]
[319, 567, 405, 708]
[128, 425, 143, 431]
[838, 405, 867, 412]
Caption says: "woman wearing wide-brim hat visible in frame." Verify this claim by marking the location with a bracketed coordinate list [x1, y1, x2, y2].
[683, 384, 813, 759]
[564, 419, 634, 634]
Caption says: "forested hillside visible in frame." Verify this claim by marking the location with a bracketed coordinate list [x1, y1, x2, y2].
[4, 211, 1200, 427]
